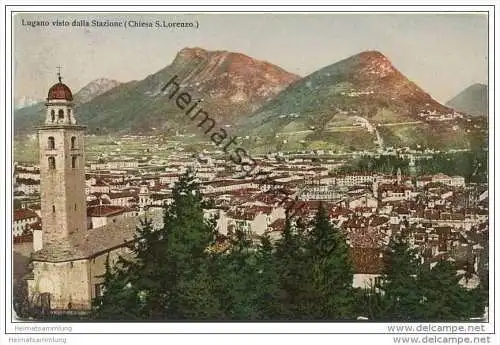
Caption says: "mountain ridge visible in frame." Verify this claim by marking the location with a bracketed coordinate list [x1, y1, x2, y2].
[14, 48, 486, 152]
[237, 50, 483, 152]
[446, 83, 488, 117]
[74, 78, 122, 104]
[14, 47, 300, 135]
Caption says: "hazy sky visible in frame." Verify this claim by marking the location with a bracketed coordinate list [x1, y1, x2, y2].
[13, 12, 488, 104]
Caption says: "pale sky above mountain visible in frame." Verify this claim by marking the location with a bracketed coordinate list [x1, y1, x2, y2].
[13, 12, 488, 104]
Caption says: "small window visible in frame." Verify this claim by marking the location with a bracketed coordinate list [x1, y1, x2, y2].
[71, 136, 76, 149]
[95, 284, 105, 298]
[52, 205, 55, 213]
[51, 110, 55, 122]
[72, 156, 77, 169]
[74, 203, 77, 211]
[48, 136, 55, 150]
[58, 109, 64, 119]
[48, 157, 56, 169]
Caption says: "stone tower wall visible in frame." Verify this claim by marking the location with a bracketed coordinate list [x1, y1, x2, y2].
[38, 126, 87, 246]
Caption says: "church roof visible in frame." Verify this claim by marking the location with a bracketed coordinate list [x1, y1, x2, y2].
[14, 208, 39, 222]
[31, 209, 163, 262]
[86, 205, 132, 217]
[47, 82, 73, 101]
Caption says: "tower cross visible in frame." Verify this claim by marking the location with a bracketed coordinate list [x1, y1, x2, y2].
[56, 65, 63, 83]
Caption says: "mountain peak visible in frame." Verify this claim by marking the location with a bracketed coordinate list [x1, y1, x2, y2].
[178, 47, 209, 59]
[241, 48, 457, 149]
[353, 50, 397, 79]
[446, 83, 488, 117]
[165, 47, 300, 110]
[469, 83, 488, 90]
[357, 50, 388, 59]
[167, 47, 300, 102]
[74, 78, 121, 103]
[176, 47, 271, 67]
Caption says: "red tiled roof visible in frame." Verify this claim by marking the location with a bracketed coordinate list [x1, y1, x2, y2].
[16, 178, 40, 185]
[13, 208, 39, 222]
[268, 219, 286, 232]
[329, 206, 353, 218]
[345, 226, 387, 249]
[94, 179, 109, 186]
[87, 199, 101, 207]
[378, 183, 411, 194]
[29, 221, 42, 230]
[87, 205, 131, 217]
[204, 180, 254, 188]
[108, 191, 136, 199]
[349, 247, 385, 274]
[370, 215, 390, 227]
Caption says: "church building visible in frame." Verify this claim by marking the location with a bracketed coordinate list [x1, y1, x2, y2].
[26, 73, 162, 311]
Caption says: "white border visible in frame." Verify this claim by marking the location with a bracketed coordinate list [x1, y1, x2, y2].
[1, 1, 498, 340]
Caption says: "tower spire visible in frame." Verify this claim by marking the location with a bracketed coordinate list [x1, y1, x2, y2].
[56, 65, 63, 83]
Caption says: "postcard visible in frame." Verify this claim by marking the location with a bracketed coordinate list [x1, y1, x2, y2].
[3, 5, 496, 344]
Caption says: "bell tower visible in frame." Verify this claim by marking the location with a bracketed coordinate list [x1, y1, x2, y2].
[38, 69, 87, 247]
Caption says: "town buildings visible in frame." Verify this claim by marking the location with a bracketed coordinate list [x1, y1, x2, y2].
[22, 76, 163, 311]
[12, 77, 488, 314]
[13, 209, 40, 237]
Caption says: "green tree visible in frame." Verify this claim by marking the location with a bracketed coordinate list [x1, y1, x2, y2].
[356, 282, 391, 320]
[304, 202, 355, 320]
[254, 234, 281, 319]
[369, 236, 487, 322]
[212, 227, 281, 321]
[93, 169, 221, 320]
[416, 260, 486, 321]
[376, 236, 421, 321]
[214, 226, 260, 320]
[274, 212, 309, 319]
[92, 254, 143, 320]
[156, 169, 219, 319]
